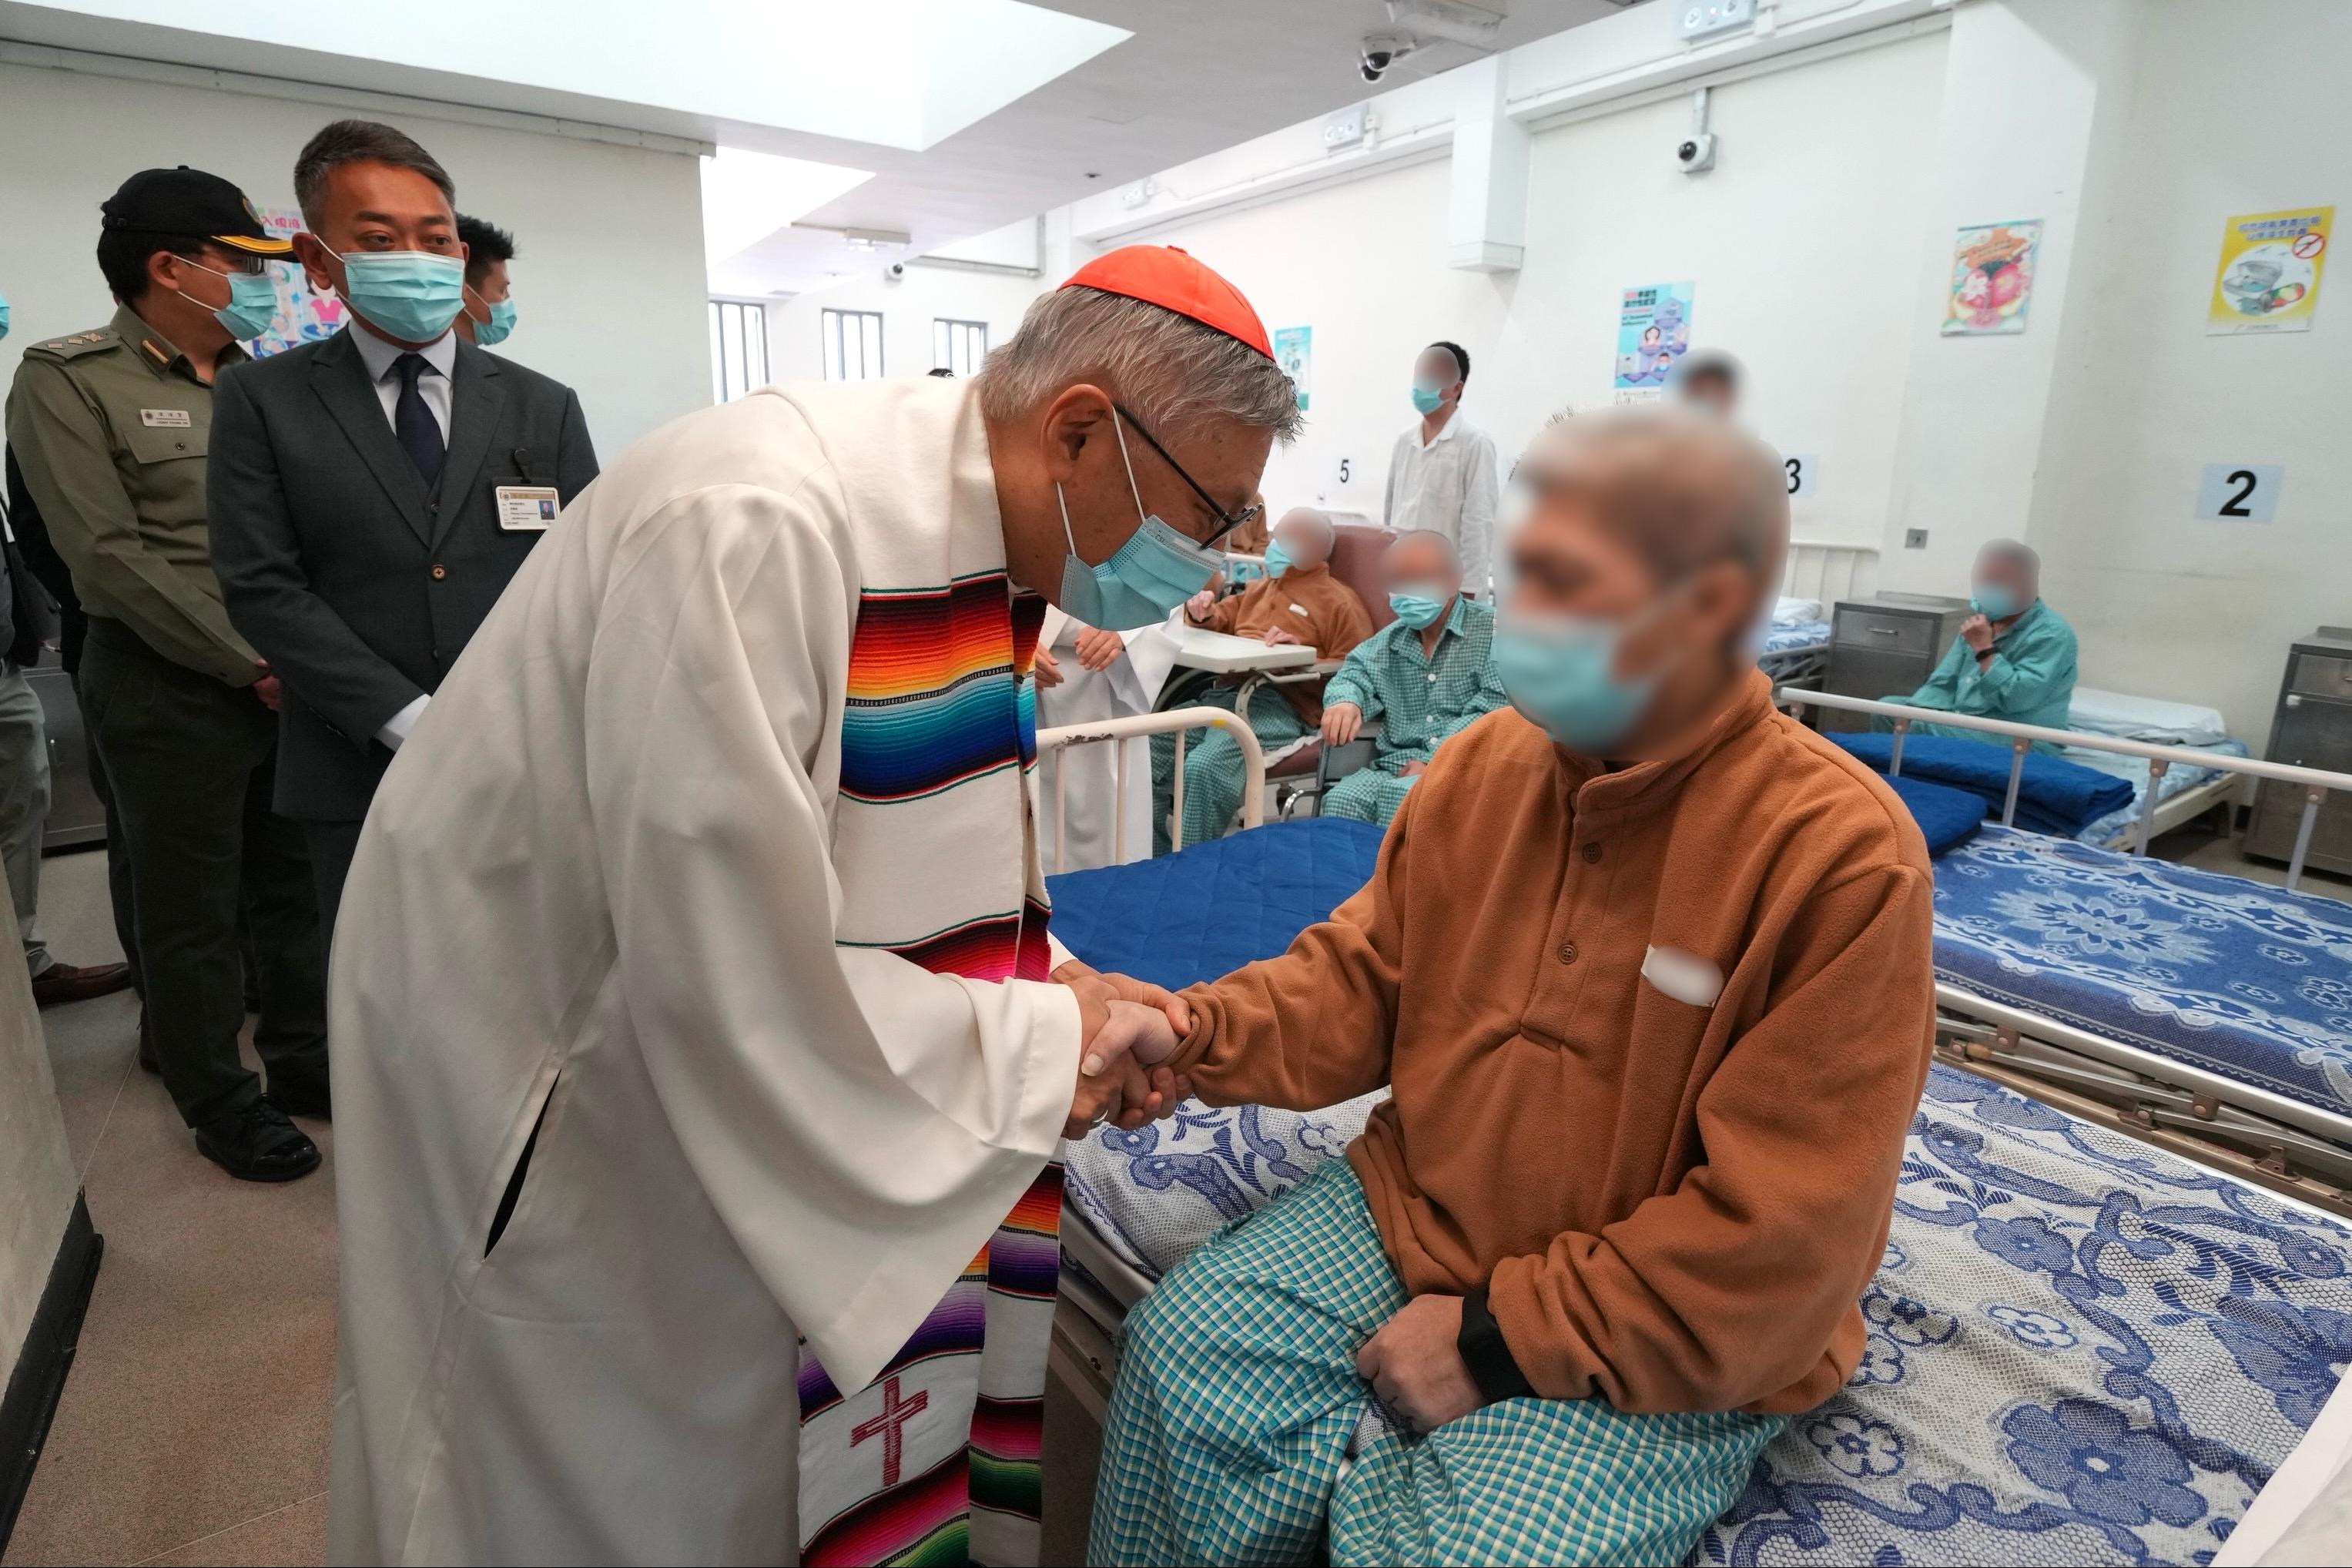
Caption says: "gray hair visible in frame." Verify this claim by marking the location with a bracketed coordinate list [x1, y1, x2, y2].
[1976, 537, 2040, 590]
[295, 119, 454, 229]
[976, 286, 1303, 445]
[1388, 529, 1460, 571]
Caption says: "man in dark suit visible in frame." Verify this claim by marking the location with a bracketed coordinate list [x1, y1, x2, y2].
[209, 120, 598, 943]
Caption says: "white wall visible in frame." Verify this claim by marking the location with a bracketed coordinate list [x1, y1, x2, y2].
[2029, 0, 2352, 747]
[763, 261, 1045, 385]
[0, 914, 76, 1393]
[1056, 30, 1951, 548]
[0, 59, 710, 454]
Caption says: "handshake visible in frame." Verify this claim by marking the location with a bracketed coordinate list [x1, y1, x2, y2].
[1057, 965, 1192, 1139]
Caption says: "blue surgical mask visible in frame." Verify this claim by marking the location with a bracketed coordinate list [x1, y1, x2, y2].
[0, 292, 10, 343]
[1495, 609, 1671, 755]
[1262, 541, 1293, 578]
[1387, 587, 1449, 630]
[1411, 381, 1444, 416]
[188, 260, 280, 340]
[332, 248, 465, 343]
[1970, 584, 2020, 622]
[1057, 416, 1225, 632]
[473, 292, 517, 347]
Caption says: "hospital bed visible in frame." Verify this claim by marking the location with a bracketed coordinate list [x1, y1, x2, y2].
[1031, 708, 2352, 1565]
[1762, 540, 1880, 689]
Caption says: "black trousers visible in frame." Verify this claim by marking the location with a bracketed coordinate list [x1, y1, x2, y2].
[80, 620, 327, 1128]
[303, 819, 364, 943]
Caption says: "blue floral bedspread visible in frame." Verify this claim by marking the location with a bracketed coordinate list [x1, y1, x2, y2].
[1063, 1067, 2352, 1567]
[1934, 827, 2352, 1118]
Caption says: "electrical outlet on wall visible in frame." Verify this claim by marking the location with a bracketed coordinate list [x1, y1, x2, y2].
[1905, 529, 1929, 550]
[1676, 0, 1755, 43]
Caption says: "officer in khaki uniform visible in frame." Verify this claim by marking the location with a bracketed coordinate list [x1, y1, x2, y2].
[5, 167, 327, 1182]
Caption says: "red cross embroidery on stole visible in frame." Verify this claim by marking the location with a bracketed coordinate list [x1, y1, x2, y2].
[849, 1374, 929, 1488]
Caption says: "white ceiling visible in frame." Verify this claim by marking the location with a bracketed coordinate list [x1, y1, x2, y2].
[0, 0, 1629, 295]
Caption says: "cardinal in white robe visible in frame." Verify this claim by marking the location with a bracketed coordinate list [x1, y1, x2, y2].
[325, 246, 1302, 1565]
[1033, 605, 1183, 873]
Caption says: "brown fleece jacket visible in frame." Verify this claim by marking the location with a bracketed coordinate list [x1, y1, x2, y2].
[1168, 671, 1936, 1415]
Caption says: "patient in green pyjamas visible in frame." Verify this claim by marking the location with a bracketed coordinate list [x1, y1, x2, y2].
[1319, 530, 1506, 826]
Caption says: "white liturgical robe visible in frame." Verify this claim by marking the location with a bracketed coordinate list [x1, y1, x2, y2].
[1033, 604, 1181, 873]
[326, 377, 1081, 1565]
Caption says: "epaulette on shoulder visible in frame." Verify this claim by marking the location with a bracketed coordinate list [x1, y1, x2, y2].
[25, 327, 120, 361]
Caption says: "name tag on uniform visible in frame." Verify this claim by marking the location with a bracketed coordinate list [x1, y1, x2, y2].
[495, 485, 561, 531]
[139, 408, 192, 428]
[1288, 603, 1308, 616]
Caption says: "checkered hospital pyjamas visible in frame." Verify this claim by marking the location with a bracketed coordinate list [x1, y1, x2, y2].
[1088, 1162, 1784, 1566]
[1150, 685, 1305, 855]
[1320, 766, 1417, 827]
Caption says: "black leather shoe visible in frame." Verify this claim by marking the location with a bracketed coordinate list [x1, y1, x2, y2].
[194, 1101, 321, 1183]
[267, 1070, 331, 1121]
[136, 1010, 159, 1075]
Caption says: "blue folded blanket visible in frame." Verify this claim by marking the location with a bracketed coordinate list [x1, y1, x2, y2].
[1832, 732, 2132, 838]
[1879, 774, 1988, 857]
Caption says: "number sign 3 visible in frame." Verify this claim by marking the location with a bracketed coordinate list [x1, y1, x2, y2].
[1784, 454, 1818, 500]
[2195, 463, 2283, 522]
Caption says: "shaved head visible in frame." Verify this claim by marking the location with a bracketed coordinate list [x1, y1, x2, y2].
[1511, 405, 1788, 610]
[1975, 538, 2040, 593]
[1385, 529, 1462, 595]
[1271, 505, 1335, 567]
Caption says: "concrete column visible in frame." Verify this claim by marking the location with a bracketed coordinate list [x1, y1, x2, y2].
[1446, 55, 1529, 273]
[1878, 0, 2143, 594]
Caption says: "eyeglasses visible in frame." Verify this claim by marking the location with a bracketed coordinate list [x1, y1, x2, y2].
[1112, 402, 1264, 546]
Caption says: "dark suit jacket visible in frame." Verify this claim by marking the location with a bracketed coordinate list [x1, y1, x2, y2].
[208, 330, 597, 821]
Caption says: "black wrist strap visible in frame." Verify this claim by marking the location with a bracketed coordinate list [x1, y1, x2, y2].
[1457, 1285, 1536, 1403]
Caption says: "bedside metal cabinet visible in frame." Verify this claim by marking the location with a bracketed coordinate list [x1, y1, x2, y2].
[2246, 629, 2352, 876]
[26, 648, 106, 850]
[1820, 594, 1972, 732]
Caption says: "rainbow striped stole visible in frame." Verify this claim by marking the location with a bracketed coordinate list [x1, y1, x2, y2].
[799, 571, 1061, 1566]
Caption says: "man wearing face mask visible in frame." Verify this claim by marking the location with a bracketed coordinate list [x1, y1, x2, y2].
[320, 244, 1286, 1563]
[1088, 408, 1935, 1567]
[452, 213, 519, 348]
[1158, 506, 1372, 853]
[1383, 340, 1499, 600]
[1316, 528, 1504, 826]
[1882, 538, 2077, 752]
[6, 166, 326, 1181]
[208, 119, 599, 943]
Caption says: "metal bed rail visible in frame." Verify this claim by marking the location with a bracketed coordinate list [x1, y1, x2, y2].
[1779, 686, 2352, 890]
[1037, 705, 1268, 874]
[1783, 538, 1879, 605]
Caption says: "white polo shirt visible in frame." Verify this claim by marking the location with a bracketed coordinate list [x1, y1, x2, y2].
[1383, 410, 1499, 597]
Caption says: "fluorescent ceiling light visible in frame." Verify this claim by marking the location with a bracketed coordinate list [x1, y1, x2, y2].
[702, 149, 873, 266]
[25, 0, 1130, 151]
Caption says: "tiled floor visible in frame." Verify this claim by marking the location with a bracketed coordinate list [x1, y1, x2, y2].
[5, 817, 2345, 1566]
[5, 847, 336, 1568]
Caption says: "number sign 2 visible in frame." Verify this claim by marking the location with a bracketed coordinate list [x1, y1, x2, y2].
[2196, 463, 2283, 522]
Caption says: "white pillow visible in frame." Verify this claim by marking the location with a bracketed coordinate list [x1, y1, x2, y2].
[1771, 595, 1822, 627]
[2066, 687, 2230, 746]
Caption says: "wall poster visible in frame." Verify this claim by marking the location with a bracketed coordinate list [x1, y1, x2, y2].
[1272, 325, 1312, 411]
[2206, 206, 2331, 336]
[1612, 280, 1694, 402]
[249, 204, 345, 359]
[1941, 220, 2042, 336]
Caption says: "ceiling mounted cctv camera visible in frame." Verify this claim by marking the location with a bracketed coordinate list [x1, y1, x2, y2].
[1359, 29, 1415, 82]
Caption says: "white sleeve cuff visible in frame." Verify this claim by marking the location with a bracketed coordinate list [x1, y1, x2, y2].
[376, 693, 431, 749]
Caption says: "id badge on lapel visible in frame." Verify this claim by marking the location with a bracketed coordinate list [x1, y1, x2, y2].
[495, 485, 561, 531]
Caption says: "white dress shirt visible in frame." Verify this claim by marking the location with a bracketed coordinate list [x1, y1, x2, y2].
[346, 324, 455, 747]
[347, 322, 455, 443]
[1383, 410, 1500, 598]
